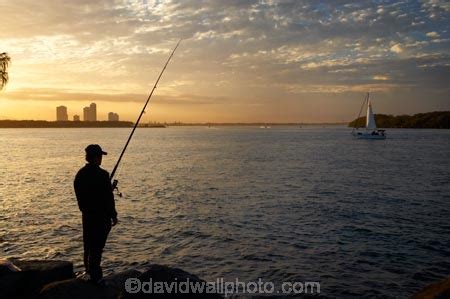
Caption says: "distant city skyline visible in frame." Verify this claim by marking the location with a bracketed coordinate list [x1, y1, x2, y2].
[54, 102, 120, 122]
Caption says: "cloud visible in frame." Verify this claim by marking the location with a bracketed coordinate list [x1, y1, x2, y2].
[390, 44, 403, 54]
[426, 31, 440, 38]
[3, 88, 146, 103]
[373, 75, 389, 81]
[1, 0, 450, 121]
[2, 87, 232, 106]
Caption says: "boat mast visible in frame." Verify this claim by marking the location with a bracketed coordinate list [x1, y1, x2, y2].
[354, 92, 369, 129]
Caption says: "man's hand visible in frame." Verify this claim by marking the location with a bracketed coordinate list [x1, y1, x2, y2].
[112, 217, 118, 226]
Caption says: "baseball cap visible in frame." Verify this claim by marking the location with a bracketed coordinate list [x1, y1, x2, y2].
[85, 144, 107, 156]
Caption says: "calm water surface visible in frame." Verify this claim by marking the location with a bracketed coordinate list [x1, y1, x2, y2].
[0, 126, 449, 298]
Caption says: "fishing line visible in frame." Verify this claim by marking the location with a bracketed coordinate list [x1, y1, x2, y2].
[110, 39, 181, 196]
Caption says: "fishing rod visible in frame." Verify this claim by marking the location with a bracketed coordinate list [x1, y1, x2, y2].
[110, 39, 181, 195]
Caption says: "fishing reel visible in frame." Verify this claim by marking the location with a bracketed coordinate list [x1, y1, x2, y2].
[112, 179, 123, 197]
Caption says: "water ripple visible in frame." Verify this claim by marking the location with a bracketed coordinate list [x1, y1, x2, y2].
[0, 127, 449, 298]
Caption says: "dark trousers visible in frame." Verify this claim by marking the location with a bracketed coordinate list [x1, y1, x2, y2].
[82, 213, 111, 281]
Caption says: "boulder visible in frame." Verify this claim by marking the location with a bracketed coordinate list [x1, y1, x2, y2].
[412, 277, 450, 299]
[0, 259, 74, 299]
[2, 260, 222, 299]
[39, 269, 141, 299]
[119, 264, 222, 299]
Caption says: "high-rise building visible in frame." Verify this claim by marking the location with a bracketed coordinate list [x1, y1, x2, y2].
[83, 106, 90, 121]
[73, 115, 80, 121]
[83, 103, 97, 121]
[89, 103, 97, 121]
[56, 106, 68, 121]
[108, 112, 119, 121]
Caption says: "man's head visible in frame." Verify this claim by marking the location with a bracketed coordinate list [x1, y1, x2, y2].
[85, 144, 107, 165]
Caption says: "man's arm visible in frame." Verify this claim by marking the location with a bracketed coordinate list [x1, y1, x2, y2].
[103, 171, 118, 225]
[74, 171, 86, 212]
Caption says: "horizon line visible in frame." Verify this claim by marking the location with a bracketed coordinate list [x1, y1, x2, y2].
[0, 119, 349, 125]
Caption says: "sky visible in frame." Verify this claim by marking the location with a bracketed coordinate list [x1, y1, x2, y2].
[0, 0, 449, 123]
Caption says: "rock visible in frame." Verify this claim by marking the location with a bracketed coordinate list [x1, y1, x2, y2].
[0, 258, 22, 272]
[107, 270, 144, 290]
[39, 269, 141, 299]
[412, 277, 450, 299]
[2, 260, 221, 299]
[0, 259, 74, 299]
[119, 264, 222, 299]
[12, 259, 74, 282]
[0, 268, 24, 299]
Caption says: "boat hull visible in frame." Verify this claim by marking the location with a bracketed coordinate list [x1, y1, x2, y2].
[352, 131, 386, 140]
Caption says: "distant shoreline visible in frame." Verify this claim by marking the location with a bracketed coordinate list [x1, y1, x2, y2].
[1, 118, 450, 128]
[0, 120, 135, 128]
[349, 111, 450, 129]
[0, 120, 347, 128]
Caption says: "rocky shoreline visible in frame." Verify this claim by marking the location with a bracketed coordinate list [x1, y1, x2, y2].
[0, 259, 222, 299]
[1, 259, 449, 298]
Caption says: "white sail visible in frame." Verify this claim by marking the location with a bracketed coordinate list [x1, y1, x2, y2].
[366, 97, 377, 130]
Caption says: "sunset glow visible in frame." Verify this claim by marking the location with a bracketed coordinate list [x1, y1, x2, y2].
[1, 0, 449, 122]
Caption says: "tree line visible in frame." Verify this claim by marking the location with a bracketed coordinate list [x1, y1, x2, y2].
[349, 111, 450, 129]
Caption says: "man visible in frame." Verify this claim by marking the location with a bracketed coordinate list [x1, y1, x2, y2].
[74, 144, 118, 283]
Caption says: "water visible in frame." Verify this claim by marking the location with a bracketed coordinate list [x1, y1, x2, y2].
[0, 126, 449, 298]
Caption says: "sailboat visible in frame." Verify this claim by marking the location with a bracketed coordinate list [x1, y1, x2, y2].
[352, 93, 386, 140]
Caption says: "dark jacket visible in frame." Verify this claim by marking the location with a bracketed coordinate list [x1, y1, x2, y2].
[74, 163, 117, 219]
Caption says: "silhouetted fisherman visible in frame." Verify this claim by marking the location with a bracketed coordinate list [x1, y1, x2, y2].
[74, 144, 118, 283]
